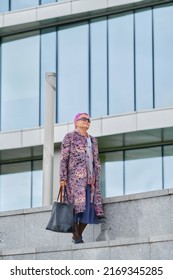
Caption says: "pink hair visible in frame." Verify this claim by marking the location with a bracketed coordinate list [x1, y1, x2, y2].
[74, 112, 90, 128]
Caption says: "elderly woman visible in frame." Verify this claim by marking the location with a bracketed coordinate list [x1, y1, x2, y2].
[59, 112, 104, 244]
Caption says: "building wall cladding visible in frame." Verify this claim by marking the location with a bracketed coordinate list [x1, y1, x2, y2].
[0, 0, 173, 259]
[1, 1, 173, 128]
[0, 189, 173, 259]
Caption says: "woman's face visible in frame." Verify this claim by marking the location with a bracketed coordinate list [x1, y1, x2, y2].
[75, 114, 91, 130]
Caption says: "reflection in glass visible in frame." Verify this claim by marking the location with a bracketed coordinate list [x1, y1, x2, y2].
[100, 152, 123, 197]
[0, 162, 31, 211]
[1, 32, 40, 131]
[32, 160, 43, 207]
[135, 9, 153, 110]
[125, 147, 162, 194]
[164, 145, 173, 188]
[154, 5, 173, 108]
[41, 0, 56, 4]
[11, 0, 39, 10]
[58, 23, 89, 123]
[0, 160, 43, 211]
[90, 18, 107, 117]
[101, 144, 173, 197]
[41, 28, 56, 125]
[109, 13, 134, 115]
[0, 1, 9, 12]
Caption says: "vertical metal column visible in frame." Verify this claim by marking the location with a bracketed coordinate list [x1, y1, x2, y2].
[42, 72, 56, 206]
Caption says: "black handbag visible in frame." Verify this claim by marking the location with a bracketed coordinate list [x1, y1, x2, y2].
[46, 186, 74, 233]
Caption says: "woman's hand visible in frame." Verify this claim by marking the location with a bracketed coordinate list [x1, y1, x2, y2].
[60, 180, 67, 188]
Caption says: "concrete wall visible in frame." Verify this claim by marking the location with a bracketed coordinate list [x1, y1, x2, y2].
[0, 0, 169, 36]
[1, 236, 173, 260]
[0, 188, 173, 259]
[1, 108, 173, 151]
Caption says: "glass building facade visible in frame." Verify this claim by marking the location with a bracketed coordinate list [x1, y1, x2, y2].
[101, 145, 173, 197]
[0, 2, 173, 211]
[0, 0, 58, 13]
[1, 4, 173, 130]
[0, 160, 42, 211]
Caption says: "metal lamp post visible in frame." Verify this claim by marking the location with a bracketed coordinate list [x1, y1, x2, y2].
[42, 72, 56, 206]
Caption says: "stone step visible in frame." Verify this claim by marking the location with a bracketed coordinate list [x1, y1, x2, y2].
[1, 234, 173, 260]
[1, 189, 173, 259]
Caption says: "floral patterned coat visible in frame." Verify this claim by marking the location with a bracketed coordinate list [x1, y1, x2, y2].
[59, 130, 104, 216]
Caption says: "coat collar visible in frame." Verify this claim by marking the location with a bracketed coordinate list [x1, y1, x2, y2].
[74, 129, 91, 139]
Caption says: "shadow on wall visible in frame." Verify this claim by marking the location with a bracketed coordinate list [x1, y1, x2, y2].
[96, 200, 142, 241]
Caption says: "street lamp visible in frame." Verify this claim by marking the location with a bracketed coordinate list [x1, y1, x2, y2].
[42, 72, 56, 206]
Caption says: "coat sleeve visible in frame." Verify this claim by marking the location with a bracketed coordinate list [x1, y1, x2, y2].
[92, 137, 104, 216]
[59, 133, 71, 181]
[92, 137, 101, 177]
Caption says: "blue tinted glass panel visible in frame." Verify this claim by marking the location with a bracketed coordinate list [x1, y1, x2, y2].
[109, 13, 134, 115]
[154, 5, 173, 108]
[135, 9, 153, 110]
[11, 0, 39, 10]
[1, 32, 40, 131]
[41, 0, 56, 4]
[164, 145, 173, 189]
[0, 2, 9, 13]
[41, 28, 56, 125]
[125, 147, 162, 194]
[41, 0, 57, 5]
[90, 18, 107, 117]
[0, 162, 31, 211]
[58, 23, 89, 123]
[100, 152, 123, 197]
[32, 160, 43, 207]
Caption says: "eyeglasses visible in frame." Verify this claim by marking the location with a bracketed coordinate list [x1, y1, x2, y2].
[77, 117, 91, 123]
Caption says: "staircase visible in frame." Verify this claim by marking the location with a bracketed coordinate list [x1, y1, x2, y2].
[0, 189, 173, 259]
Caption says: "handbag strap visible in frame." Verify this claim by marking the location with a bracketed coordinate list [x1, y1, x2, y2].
[57, 186, 62, 202]
[57, 186, 66, 203]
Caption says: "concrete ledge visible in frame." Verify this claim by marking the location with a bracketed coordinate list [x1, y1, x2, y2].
[104, 188, 171, 204]
[0, 189, 173, 259]
[3, 8, 37, 27]
[0, 188, 171, 217]
[0, 0, 171, 35]
[1, 235, 173, 259]
[0, 206, 51, 217]
[108, 0, 143, 7]
[71, 0, 107, 14]
[37, 1, 72, 21]
[1, 108, 173, 150]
